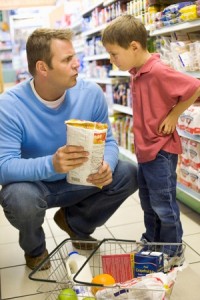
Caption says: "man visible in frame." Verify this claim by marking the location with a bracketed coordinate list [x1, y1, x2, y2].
[0, 28, 138, 270]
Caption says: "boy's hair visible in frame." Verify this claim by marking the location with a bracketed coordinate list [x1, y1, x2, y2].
[102, 14, 147, 49]
[26, 28, 74, 76]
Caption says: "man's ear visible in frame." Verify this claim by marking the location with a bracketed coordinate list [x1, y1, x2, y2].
[130, 41, 139, 51]
[36, 60, 48, 76]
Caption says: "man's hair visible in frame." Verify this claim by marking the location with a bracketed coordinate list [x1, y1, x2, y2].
[26, 28, 74, 76]
[102, 14, 147, 49]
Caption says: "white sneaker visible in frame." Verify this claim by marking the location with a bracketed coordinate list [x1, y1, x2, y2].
[164, 253, 185, 272]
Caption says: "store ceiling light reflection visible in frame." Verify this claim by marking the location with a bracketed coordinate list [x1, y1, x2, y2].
[0, 0, 56, 10]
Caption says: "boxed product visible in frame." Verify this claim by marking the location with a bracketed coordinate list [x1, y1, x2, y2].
[179, 162, 191, 187]
[188, 140, 200, 170]
[102, 253, 135, 283]
[65, 119, 108, 186]
[134, 251, 164, 277]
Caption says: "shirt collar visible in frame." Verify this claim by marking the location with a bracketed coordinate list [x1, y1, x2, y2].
[129, 53, 160, 77]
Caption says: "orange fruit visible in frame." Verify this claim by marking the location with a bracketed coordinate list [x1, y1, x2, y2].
[91, 273, 115, 295]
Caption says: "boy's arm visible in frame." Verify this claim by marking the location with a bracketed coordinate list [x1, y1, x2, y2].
[158, 86, 200, 135]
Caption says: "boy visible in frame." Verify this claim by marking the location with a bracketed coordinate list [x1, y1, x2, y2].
[102, 15, 200, 262]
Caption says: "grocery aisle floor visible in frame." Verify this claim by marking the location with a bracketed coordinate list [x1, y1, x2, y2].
[0, 190, 200, 300]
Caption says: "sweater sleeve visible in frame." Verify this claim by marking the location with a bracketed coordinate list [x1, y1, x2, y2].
[0, 98, 63, 185]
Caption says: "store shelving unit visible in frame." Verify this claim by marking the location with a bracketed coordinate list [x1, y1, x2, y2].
[0, 29, 14, 83]
[9, 13, 50, 71]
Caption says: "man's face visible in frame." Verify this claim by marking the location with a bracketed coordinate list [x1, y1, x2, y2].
[47, 39, 80, 89]
[104, 43, 136, 71]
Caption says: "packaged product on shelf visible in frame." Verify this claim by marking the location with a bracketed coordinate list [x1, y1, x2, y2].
[189, 166, 199, 192]
[188, 139, 200, 170]
[179, 4, 198, 21]
[65, 119, 108, 186]
[178, 104, 200, 134]
[185, 105, 200, 135]
[198, 170, 200, 193]
[180, 136, 190, 165]
[179, 162, 191, 187]
[189, 41, 200, 71]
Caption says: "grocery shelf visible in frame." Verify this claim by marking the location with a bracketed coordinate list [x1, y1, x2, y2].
[177, 183, 200, 214]
[82, 23, 107, 37]
[83, 53, 110, 61]
[86, 77, 113, 84]
[119, 146, 137, 165]
[150, 19, 200, 36]
[109, 70, 130, 77]
[177, 129, 200, 142]
[113, 104, 132, 115]
[81, 0, 104, 16]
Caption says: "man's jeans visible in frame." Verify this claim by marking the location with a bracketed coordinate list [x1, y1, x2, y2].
[138, 150, 183, 255]
[0, 160, 138, 257]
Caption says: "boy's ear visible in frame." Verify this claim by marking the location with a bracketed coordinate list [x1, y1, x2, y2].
[130, 41, 139, 51]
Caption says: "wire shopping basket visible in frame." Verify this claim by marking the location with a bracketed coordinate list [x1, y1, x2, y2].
[29, 238, 186, 300]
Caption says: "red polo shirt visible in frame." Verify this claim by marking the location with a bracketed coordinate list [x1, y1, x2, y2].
[129, 54, 200, 163]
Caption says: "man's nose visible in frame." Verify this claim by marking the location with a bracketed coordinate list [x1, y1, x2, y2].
[72, 57, 80, 68]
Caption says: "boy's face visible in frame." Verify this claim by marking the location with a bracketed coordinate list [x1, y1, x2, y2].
[104, 43, 136, 71]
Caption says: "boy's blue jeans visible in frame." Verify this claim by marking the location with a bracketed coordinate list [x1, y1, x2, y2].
[0, 160, 138, 257]
[138, 150, 183, 254]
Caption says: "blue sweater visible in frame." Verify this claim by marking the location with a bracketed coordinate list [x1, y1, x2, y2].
[0, 78, 119, 185]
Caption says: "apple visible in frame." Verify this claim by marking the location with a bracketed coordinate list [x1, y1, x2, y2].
[58, 288, 78, 300]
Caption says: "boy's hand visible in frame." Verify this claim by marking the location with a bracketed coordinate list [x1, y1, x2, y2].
[158, 114, 178, 135]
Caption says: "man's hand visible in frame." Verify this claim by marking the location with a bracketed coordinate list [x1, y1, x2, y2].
[52, 145, 89, 173]
[87, 161, 113, 188]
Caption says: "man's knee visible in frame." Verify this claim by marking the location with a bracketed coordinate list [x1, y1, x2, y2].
[0, 182, 47, 219]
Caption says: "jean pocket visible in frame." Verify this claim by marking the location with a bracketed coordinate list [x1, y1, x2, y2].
[158, 150, 172, 160]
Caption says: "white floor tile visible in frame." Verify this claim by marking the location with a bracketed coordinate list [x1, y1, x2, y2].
[189, 262, 200, 276]
[45, 207, 58, 220]
[108, 222, 145, 241]
[0, 224, 18, 244]
[0, 238, 56, 269]
[105, 203, 143, 227]
[183, 242, 200, 264]
[0, 220, 53, 245]
[183, 233, 200, 254]
[170, 265, 200, 300]
[181, 212, 200, 236]
[1, 265, 44, 299]
[0, 207, 10, 226]
[120, 194, 138, 207]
